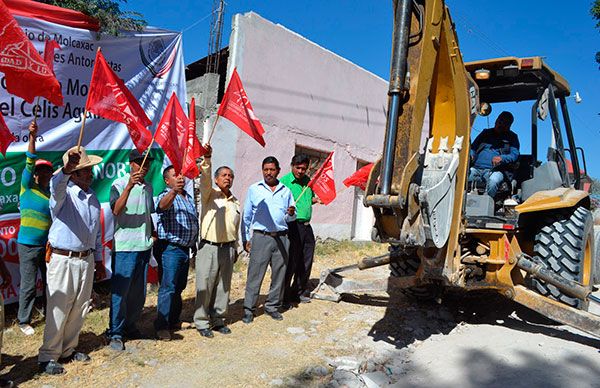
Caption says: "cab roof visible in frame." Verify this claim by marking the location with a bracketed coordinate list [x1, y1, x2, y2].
[465, 57, 570, 103]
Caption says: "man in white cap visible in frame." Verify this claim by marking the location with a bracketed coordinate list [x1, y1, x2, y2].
[38, 147, 103, 375]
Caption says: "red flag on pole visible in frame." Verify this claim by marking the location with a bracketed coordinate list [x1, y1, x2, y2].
[85, 49, 152, 152]
[155, 93, 188, 174]
[308, 151, 336, 205]
[43, 39, 60, 72]
[343, 163, 374, 191]
[217, 68, 266, 146]
[0, 112, 16, 156]
[181, 98, 207, 179]
[0, 1, 63, 106]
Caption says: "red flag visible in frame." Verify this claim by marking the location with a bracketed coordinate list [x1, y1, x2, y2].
[0, 1, 63, 106]
[85, 49, 152, 152]
[43, 39, 60, 73]
[309, 151, 336, 205]
[217, 68, 266, 146]
[343, 163, 374, 191]
[181, 98, 207, 179]
[155, 93, 188, 174]
[0, 112, 16, 156]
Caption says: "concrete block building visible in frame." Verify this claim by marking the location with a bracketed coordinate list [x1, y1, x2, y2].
[186, 12, 388, 240]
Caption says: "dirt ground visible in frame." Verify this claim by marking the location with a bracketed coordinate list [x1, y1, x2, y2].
[2, 241, 599, 387]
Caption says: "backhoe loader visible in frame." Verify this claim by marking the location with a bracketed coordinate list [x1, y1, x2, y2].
[312, 0, 600, 337]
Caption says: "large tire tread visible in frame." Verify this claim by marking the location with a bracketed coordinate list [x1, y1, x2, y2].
[390, 254, 441, 301]
[532, 206, 593, 310]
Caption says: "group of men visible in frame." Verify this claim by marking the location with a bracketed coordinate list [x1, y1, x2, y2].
[4, 122, 321, 377]
[0, 110, 519, 381]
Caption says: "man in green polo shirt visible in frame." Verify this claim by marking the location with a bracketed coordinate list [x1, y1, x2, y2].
[281, 154, 320, 308]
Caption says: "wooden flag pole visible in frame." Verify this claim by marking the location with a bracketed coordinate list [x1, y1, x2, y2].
[77, 46, 102, 151]
[295, 185, 310, 203]
[139, 136, 155, 168]
[32, 97, 41, 125]
[206, 115, 220, 144]
[75, 110, 88, 151]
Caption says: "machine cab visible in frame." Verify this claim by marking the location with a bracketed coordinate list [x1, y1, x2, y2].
[463, 57, 589, 228]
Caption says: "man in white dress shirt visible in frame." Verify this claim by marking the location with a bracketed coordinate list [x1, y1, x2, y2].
[38, 147, 103, 375]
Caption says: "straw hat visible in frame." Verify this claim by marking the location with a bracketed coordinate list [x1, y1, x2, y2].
[59, 146, 103, 173]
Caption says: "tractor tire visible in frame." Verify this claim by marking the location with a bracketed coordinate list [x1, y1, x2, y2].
[390, 254, 442, 301]
[532, 206, 594, 310]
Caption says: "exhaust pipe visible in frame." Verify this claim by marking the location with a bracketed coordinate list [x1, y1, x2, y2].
[380, 0, 412, 195]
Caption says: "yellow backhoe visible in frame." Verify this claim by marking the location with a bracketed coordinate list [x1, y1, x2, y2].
[312, 0, 600, 337]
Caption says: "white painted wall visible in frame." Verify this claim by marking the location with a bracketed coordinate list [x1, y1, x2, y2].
[207, 12, 389, 240]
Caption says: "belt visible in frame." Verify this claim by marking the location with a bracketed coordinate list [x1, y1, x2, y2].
[253, 230, 287, 237]
[51, 247, 92, 258]
[201, 239, 235, 248]
[297, 221, 310, 226]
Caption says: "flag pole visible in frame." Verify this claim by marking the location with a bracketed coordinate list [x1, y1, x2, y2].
[140, 136, 155, 169]
[77, 46, 102, 151]
[295, 185, 310, 203]
[206, 115, 220, 144]
[33, 97, 41, 125]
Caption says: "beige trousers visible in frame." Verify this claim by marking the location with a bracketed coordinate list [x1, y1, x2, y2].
[193, 243, 235, 330]
[38, 253, 94, 363]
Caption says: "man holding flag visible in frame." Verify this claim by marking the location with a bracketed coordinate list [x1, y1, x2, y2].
[281, 154, 320, 309]
[17, 121, 53, 336]
[106, 149, 155, 351]
[39, 147, 103, 375]
[193, 144, 239, 337]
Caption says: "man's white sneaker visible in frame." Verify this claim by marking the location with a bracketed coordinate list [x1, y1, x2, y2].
[19, 324, 35, 336]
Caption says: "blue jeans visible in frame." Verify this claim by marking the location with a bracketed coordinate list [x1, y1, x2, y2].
[108, 250, 150, 339]
[469, 168, 505, 197]
[154, 241, 190, 330]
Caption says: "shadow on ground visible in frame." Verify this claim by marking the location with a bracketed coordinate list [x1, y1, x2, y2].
[1, 282, 275, 386]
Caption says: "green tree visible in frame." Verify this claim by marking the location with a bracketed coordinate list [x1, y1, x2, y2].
[593, 0, 600, 67]
[36, 0, 146, 36]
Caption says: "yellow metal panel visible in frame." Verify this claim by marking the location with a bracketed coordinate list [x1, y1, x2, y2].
[515, 187, 589, 214]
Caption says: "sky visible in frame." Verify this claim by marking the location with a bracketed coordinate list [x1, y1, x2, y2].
[129, 0, 600, 177]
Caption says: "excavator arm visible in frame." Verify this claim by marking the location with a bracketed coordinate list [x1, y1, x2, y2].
[365, 0, 477, 278]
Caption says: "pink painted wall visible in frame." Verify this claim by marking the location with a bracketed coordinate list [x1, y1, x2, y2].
[221, 12, 388, 239]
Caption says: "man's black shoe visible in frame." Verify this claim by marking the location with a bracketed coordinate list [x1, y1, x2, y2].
[281, 302, 293, 311]
[38, 360, 65, 375]
[213, 325, 231, 334]
[198, 328, 214, 338]
[242, 313, 254, 324]
[59, 352, 91, 364]
[266, 311, 284, 321]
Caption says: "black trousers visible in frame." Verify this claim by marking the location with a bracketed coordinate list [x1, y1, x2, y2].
[17, 243, 47, 324]
[283, 221, 316, 303]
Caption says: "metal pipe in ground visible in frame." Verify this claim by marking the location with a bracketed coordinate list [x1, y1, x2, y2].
[516, 254, 590, 301]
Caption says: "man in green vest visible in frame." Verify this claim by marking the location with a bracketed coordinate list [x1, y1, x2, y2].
[281, 154, 320, 309]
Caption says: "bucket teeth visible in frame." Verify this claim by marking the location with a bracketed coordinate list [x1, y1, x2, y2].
[438, 137, 449, 152]
[426, 137, 434, 153]
[452, 136, 464, 153]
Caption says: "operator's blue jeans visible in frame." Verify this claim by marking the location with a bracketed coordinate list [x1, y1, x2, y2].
[154, 241, 190, 331]
[108, 250, 150, 339]
[468, 167, 504, 197]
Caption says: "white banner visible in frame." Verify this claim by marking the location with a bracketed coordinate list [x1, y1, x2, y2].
[0, 8, 187, 299]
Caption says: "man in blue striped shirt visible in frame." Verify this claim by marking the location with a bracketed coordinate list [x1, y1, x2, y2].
[154, 166, 199, 340]
[242, 156, 296, 323]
